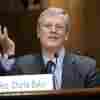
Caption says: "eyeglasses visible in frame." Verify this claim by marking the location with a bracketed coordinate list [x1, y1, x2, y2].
[40, 23, 66, 32]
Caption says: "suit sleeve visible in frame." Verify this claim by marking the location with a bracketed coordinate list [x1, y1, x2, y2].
[0, 53, 16, 75]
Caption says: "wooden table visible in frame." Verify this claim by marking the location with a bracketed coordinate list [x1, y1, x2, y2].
[0, 87, 99, 97]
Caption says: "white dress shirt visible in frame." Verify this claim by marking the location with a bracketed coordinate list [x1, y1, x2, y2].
[42, 47, 65, 89]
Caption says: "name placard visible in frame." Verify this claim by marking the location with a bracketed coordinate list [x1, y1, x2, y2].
[0, 74, 53, 93]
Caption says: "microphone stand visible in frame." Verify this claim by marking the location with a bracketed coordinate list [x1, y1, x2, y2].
[53, 53, 58, 89]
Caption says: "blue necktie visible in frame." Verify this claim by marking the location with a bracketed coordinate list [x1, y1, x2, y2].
[46, 60, 56, 89]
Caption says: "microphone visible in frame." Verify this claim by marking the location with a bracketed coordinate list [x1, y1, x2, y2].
[54, 53, 58, 65]
[53, 53, 58, 89]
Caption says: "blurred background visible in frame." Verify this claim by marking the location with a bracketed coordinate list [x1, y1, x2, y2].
[0, 0, 99, 71]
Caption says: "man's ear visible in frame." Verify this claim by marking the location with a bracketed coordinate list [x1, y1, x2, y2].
[65, 32, 69, 40]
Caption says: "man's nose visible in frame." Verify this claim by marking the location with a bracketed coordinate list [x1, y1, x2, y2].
[51, 26, 56, 32]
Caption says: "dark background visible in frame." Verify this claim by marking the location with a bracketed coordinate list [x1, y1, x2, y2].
[0, 0, 99, 67]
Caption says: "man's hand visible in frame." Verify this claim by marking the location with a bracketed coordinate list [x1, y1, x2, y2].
[0, 25, 15, 55]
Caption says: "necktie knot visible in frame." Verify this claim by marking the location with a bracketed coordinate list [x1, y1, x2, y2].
[46, 60, 56, 73]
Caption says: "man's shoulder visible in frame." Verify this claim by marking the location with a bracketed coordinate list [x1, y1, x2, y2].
[69, 53, 96, 78]
[16, 54, 40, 64]
[70, 53, 96, 66]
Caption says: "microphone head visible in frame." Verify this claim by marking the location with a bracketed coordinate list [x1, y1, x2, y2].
[54, 53, 58, 58]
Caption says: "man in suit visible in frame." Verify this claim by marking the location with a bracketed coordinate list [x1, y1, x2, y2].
[0, 7, 96, 89]
[16, 7, 96, 89]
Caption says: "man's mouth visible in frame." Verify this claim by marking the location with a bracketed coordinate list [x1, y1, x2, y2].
[48, 36, 59, 40]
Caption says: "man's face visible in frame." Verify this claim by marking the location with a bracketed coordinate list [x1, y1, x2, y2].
[37, 15, 69, 49]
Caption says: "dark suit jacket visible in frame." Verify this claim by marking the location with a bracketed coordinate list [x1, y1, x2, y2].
[15, 52, 96, 89]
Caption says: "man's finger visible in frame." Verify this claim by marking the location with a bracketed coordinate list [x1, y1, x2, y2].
[0, 25, 2, 34]
[3, 26, 8, 38]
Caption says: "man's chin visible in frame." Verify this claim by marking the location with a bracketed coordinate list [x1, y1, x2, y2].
[46, 44, 60, 49]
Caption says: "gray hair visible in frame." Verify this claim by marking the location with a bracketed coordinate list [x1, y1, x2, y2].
[37, 7, 71, 32]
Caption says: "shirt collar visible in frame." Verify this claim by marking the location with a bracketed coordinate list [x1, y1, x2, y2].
[42, 47, 65, 65]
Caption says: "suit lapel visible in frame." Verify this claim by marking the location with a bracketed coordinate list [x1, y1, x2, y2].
[33, 53, 46, 74]
[61, 53, 84, 88]
[61, 53, 75, 88]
